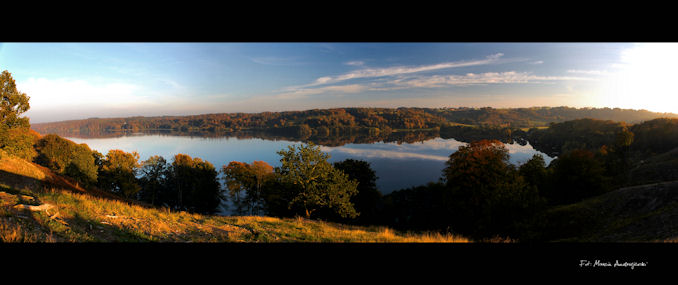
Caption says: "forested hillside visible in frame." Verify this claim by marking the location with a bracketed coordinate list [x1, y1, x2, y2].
[32, 106, 677, 138]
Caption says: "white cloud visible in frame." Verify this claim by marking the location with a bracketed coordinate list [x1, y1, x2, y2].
[277, 53, 596, 99]
[272, 69, 592, 101]
[18, 77, 144, 109]
[391, 71, 592, 88]
[299, 53, 505, 88]
[567, 69, 610, 76]
[17, 77, 160, 122]
[345, 60, 365, 66]
[277, 54, 512, 98]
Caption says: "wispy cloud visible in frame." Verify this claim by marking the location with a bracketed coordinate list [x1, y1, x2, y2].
[276, 70, 593, 100]
[275, 84, 369, 99]
[567, 69, 610, 76]
[277, 53, 513, 98]
[158, 78, 185, 90]
[390, 71, 592, 88]
[298, 53, 506, 89]
[345, 60, 365, 66]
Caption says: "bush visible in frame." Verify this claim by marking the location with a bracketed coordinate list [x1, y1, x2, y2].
[34, 134, 98, 185]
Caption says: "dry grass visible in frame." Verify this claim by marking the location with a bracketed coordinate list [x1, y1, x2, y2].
[2, 184, 473, 243]
[0, 151, 472, 243]
[0, 150, 46, 180]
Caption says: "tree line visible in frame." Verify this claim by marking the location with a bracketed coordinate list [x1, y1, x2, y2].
[4, 68, 678, 241]
[23, 115, 676, 241]
[20, 129, 651, 241]
[32, 105, 677, 139]
[28, 133, 380, 221]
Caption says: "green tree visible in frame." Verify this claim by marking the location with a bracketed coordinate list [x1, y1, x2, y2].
[0, 70, 30, 129]
[0, 127, 39, 161]
[0, 70, 34, 160]
[443, 140, 544, 239]
[35, 134, 73, 172]
[168, 154, 223, 214]
[518, 154, 551, 195]
[138, 155, 169, 206]
[547, 149, 609, 205]
[64, 143, 99, 186]
[34, 134, 98, 185]
[221, 160, 274, 215]
[275, 143, 358, 219]
[98, 149, 141, 199]
[333, 159, 382, 224]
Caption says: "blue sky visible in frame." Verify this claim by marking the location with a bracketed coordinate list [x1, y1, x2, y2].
[1, 42, 676, 123]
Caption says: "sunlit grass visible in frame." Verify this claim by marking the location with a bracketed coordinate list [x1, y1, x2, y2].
[0, 149, 46, 180]
[2, 182, 474, 243]
[0, 149, 472, 243]
[4, 184, 474, 243]
[2, 186, 467, 243]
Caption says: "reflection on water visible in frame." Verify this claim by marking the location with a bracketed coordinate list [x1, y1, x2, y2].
[66, 134, 553, 194]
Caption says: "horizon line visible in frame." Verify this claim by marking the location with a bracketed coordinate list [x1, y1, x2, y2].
[30, 105, 678, 125]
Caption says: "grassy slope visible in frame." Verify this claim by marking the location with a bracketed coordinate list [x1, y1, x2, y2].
[545, 180, 678, 242]
[0, 152, 468, 243]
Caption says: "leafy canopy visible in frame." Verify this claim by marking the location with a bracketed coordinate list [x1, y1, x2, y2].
[276, 143, 358, 219]
[222, 160, 274, 215]
[0, 70, 35, 160]
[0, 70, 30, 129]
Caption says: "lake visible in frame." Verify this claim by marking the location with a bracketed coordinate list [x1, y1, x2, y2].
[66, 134, 554, 195]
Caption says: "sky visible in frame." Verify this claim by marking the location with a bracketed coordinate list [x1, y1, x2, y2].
[1, 42, 677, 123]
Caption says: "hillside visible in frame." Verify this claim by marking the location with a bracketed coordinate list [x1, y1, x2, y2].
[0, 152, 468, 243]
[544, 180, 678, 242]
[31, 106, 678, 138]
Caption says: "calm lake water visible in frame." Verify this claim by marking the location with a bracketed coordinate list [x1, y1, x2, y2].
[66, 134, 554, 195]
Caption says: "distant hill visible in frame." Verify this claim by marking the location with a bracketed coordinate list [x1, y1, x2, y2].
[32, 106, 678, 138]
